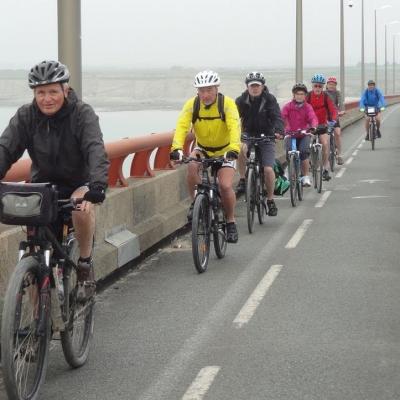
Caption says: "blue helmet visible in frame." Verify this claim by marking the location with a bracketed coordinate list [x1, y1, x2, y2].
[311, 73, 326, 84]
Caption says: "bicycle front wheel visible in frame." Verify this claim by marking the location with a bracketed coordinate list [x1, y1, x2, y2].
[192, 194, 211, 273]
[61, 237, 95, 368]
[296, 159, 303, 202]
[288, 154, 297, 207]
[369, 123, 375, 151]
[1, 256, 50, 400]
[316, 147, 323, 193]
[245, 167, 256, 233]
[256, 171, 266, 225]
[329, 135, 336, 172]
[213, 202, 227, 259]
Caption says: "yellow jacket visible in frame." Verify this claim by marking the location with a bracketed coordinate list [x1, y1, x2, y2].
[172, 95, 241, 157]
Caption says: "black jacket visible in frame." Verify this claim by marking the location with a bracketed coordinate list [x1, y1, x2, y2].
[235, 88, 284, 137]
[0, 89, 109, 190]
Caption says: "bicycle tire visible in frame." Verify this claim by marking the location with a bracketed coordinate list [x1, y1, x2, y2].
[256, 170, 266, 225]
[316, 147, 323, 193]
[329, 134, 336, 172]
[289, 154, 297, 207]
[297, 159, 303, 202]
[213, 202, 227, 259]
[370, 123, 375, 151]
[245, 167, 256, 233]
[191, 194, 211, 273]
[1, 256, 50, 400]
[311, 149, 317, 190]
[61, 237, 95, 368]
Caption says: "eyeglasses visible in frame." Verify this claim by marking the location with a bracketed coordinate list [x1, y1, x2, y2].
[313, 84, 323, 88]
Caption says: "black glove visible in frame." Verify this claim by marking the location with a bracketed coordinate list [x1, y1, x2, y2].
[225, 151, 239, 160]
[84, 185, 106, 204]
[170, 149, 183, 161]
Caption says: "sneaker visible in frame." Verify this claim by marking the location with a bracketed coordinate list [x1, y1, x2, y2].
[365, 133, 369, 141]
[226, 222, 238, 243]
[235, 178, 245, 195]
[337, 155, 344, 165]
[322, 169, 331, 181]
[377, 129, 382, 138]
[301, 176, 311, 187]
[76, 258, 96, 302]
[187, 203, 194, 221]
[267, 199, 278, 216]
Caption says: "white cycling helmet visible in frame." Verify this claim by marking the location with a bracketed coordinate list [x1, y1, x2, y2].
[193, 70, 221, 88]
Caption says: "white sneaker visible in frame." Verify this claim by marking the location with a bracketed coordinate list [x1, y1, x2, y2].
[302, 176, 311, 187]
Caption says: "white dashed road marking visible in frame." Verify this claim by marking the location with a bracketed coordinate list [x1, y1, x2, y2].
[335, 167, 346, 178]
[182, 366, 221, 400]
[285, 219, 313, 249]
[345, 156, 354, 165]
[315, 190, 332, 208]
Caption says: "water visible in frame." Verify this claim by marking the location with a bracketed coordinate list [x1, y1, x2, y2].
[0, 107, 180, 142]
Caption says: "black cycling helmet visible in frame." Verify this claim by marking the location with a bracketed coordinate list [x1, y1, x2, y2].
[367, 79, 376, 85]
[245, 71, 265, 86]
[28, 60, 70, 88]
[292, 82, 308, 94]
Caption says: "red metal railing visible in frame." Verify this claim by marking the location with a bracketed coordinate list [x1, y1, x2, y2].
[3, 96, 399, 186]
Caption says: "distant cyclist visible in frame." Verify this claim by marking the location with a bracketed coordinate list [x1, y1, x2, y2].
[170, 70, 241, 243]
[281, 83, 318, 187]
[235, 71, 284, 217]
[325, 76, 345, 165]
[359, 79, 386, 140]
[306, 73, 337, 181]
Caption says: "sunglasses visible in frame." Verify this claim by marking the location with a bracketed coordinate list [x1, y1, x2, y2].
[313, 84, 323, 88]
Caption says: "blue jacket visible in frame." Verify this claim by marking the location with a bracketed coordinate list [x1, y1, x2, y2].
[359, 88, 386, 108]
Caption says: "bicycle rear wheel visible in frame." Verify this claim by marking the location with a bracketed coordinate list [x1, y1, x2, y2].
[61, 237, 95, 368]
[191, 194, 211, 273]
[288, 154, 297, 207]
[1, 256, 50, 400]
[213, 202, 227, 259]
[316, 147, 323, 193]
[245, 167, 256, 233]
[369, 123, 375, 150]
[329, 134, 336, 172]
[256, 170, 266, 225]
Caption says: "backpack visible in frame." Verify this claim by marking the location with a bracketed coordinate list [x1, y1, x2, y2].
[307, 92, 332, 121]
[273, 159, 290, 196]
[192, 93, 226, 124]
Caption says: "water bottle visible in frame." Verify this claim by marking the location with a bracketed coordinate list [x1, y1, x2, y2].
[54, 266, 65, 304]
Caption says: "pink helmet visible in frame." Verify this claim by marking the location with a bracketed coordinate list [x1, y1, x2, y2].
[327, 76, 337, 84]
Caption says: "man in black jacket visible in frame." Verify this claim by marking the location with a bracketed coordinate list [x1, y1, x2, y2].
[0, 60, 109, 300]
[235, 72, 284, 216]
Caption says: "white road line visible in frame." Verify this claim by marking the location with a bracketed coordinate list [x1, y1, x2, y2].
[352, 195, 388, 199]
[182, 366, 221, 400]
[233, 265, 283, 329]
[352, 150, 358, 156]
[315, 190, 332, 208]
[345, 156, 354, 165]
[335, 167, 346, 178]
[285, 219, 313, 249]
[357, 142, 363, 149]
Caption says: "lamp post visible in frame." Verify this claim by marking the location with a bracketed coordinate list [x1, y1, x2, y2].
[385, 21, 400, 94]
[375, 5, 392, 85]
[393, 33, 400, 93]
[340, 0, 345, 109]
[296, 0, 303, 82]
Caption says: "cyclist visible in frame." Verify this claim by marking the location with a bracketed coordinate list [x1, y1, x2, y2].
[0, 60, 109, 300]
[281, 83, 318, 187]
[359, 79, 386, 140]
[325, 76, 345, 165]
[235, 71, 284, 216]
[169, 70, 241, 243]
[306, 73, 337, 181]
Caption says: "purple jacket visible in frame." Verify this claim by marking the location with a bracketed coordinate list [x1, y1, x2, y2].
[281, 100, 318, 132]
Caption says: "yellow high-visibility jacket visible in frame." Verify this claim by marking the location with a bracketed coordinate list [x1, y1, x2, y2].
[171, 95, 241, 157]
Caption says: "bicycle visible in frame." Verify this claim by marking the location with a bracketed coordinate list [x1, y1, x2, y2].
[241, 134, 270, 233]
[365, 106, 379, 151]
[0, 182, 95, 400]
[183, 156, 227, 274]
[310, 126, 325, 194]
[327, 121, 337, 172]
[284, 130, 312, 207]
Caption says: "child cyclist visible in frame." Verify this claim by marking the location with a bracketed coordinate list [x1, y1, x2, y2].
[281, 83, 318, 187]
[325, 76, 345, 165]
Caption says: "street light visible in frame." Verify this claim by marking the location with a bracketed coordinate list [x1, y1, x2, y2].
[296, 0, 303, 82]
[375, 5, 392, 85]
[393, 32, 400, 93]
[340, 0, 345, 108]
[385, 21, 400, 94]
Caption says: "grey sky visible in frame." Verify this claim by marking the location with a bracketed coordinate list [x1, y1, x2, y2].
[1, 0, 400, 70]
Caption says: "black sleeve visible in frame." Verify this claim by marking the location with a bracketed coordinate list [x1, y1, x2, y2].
[268, 95, 284, 133]
[78, 104, 110, 189]
[0, 108, 29, 180]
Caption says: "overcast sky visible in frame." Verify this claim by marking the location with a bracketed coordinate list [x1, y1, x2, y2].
[1, 0, 400, 70]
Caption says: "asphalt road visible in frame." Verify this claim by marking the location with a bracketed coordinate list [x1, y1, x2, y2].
[2, 106, 400, 400]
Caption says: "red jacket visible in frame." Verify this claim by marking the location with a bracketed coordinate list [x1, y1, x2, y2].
[307, 92, 337, 124]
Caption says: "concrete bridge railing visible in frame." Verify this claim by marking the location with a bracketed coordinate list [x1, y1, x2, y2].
[1, 96, 400, 301]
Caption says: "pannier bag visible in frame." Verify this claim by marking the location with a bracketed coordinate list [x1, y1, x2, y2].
[0, 182, 58, 226]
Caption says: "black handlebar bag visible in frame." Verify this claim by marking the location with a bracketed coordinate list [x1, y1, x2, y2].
[0, 182, 58, 226]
